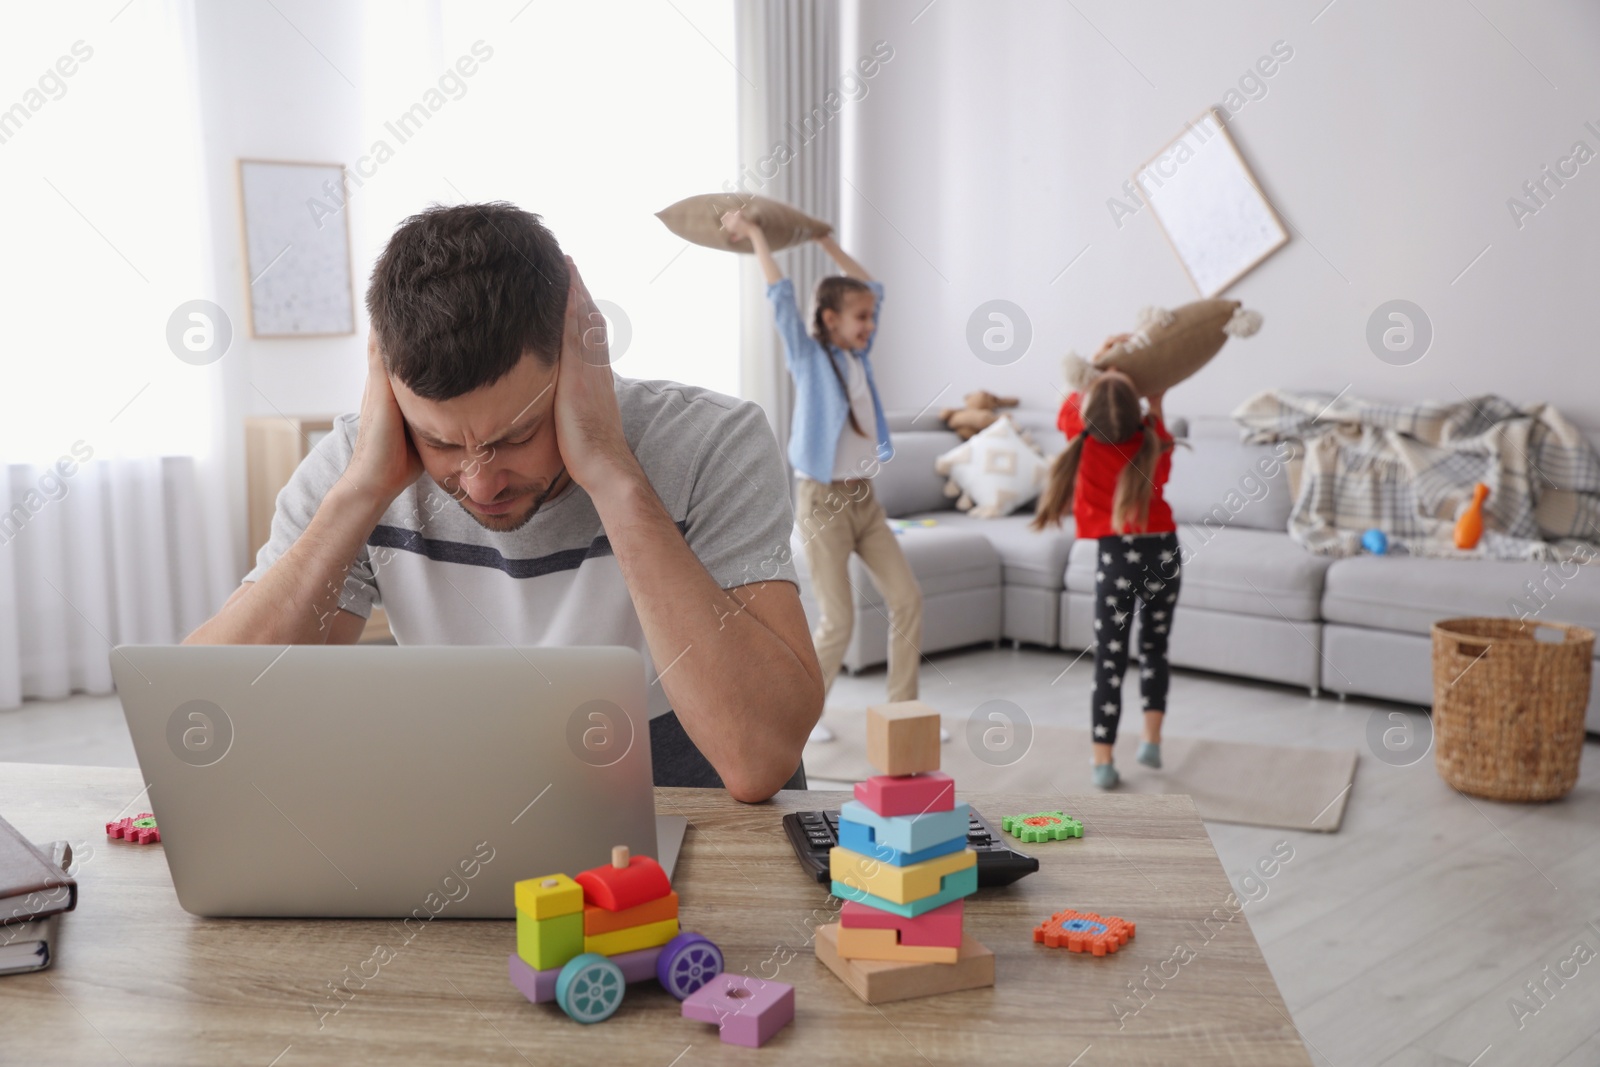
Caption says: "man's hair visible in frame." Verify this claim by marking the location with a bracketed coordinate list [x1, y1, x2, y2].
[366, 202, 569, 400]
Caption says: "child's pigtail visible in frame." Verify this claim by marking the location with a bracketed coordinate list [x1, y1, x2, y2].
[1031, 433, 1086, 531]
[1111, 415, 1173, 533]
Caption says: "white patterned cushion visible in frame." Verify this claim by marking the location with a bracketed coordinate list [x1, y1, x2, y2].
[933, 416, 1049, 518]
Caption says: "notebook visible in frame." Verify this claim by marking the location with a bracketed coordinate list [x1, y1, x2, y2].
[0, 815, 77, 926]
[0, 841, 72, 975]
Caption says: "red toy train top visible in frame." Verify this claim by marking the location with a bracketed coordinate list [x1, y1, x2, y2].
[576, 845, 672, 912]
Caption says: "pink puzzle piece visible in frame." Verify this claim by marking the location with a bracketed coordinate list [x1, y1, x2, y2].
[853, 772, 955, 817]
[681, 973, 794, 1048]
[839, 897, 964, 948]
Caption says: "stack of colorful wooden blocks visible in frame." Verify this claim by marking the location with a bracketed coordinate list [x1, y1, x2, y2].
[814, 701, 996, 1004]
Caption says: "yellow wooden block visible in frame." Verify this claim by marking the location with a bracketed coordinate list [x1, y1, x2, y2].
[829, 846, 976, 905]
[835, 926, 959, 964]
[514, 872, 584, 919]
[866, 701, 942, 776]
[583, 917, 679, 957]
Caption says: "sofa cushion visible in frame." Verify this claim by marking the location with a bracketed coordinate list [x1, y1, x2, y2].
[900, 511, 1073, 591]
[1321, 556, 1600, 637]
[1165, 419, 1295, 533]
[933, 417, 1049, 517]
[1066, 526, 1331, 621]
[871, 430, 960, 518]
[792, 527, 1001, 606]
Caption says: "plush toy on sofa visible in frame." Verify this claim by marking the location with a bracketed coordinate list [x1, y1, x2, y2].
[1064, 299, 1263, 396]
[939, 390, 1019, 440]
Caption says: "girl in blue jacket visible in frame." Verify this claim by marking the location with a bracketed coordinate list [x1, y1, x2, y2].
[721, 210, 924, 743]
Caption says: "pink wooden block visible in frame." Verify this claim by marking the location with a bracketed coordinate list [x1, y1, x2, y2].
[853, 772, 956, 817]
[838, 898, 964, 947]
[681, 973, 795, 1048]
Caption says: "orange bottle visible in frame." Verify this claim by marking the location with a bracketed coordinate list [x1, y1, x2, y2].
[1455, 482, 1489, 549]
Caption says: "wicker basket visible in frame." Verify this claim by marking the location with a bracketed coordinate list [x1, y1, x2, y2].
[1431, 617, 1592, 801]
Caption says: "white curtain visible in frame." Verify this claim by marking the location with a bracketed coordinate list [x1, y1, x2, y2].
[734, 0, 842, 451]
[0, 0, 234, 709]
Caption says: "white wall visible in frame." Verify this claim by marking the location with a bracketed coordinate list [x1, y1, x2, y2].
[840, 0, 1600, 425]
[193, 0, 369, 576]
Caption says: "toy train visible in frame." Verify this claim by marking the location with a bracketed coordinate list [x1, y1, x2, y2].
[509, 845, 724, 1024]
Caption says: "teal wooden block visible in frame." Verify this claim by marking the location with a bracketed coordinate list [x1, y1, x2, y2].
[830, 864, 977, 917]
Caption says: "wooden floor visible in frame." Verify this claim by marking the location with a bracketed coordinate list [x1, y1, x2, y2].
[5, 645, 1598, 1066]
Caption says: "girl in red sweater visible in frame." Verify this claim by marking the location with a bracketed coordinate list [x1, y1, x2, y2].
[1033, 362, 1178, 789]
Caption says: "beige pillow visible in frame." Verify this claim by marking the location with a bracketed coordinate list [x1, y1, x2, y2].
[1064, 299, 1263, 396]
[933, 417, 1050, 519]
[655, 193, 833, 253]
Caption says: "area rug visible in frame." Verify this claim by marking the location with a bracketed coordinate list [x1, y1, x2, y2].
[803, 712, 1357, 833]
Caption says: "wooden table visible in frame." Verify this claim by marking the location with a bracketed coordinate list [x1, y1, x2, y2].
[0, 764, 1311, 1066]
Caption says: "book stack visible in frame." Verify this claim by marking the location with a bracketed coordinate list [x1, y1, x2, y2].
[1, 815, 77, 976]
[814, 702, 995, 1004]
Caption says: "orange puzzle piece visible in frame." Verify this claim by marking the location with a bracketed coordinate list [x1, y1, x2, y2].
[1033, 910, 1135, 956]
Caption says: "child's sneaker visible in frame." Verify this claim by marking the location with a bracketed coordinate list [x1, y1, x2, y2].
[1137, 741, 1162, 769]
[1092, 762, 1120, 790]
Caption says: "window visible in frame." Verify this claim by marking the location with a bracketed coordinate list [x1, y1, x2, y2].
[0, 1, 212, 464]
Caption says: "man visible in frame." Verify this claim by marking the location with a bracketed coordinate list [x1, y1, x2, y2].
[187, 202, 823, 802]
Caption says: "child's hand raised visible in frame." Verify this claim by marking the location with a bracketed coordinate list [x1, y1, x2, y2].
[1093, 333, 1132, 364]
[720, 209, 756, 240]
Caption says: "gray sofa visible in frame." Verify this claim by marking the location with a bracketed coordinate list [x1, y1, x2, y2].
[793, 410, 1600, 732]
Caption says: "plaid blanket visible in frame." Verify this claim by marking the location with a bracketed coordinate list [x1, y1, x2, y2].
[1232, 390, 1600, 560]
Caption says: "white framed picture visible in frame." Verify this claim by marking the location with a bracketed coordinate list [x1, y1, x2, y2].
[237, 159, 356, 337]
[1133, 109, 1288, 297]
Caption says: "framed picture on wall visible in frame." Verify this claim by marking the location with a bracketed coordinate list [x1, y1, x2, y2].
[236, 159, 356, 337]
[1133, 109, 1288, 297]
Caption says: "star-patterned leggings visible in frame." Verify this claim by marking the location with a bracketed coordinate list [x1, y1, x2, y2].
[1090, 532, 1181, 745]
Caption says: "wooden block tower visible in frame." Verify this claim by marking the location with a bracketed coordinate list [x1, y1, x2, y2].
[814, 701, 996, 1003]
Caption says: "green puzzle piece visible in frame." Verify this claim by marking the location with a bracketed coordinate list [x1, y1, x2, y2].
[133, 818, 158, 829]
[1001, 810, 1083, 842]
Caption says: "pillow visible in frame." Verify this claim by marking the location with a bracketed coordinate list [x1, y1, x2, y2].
[1064, 299, 1263, 396]
[933, 417, 1049, 518]
[655, 193, 833, 253]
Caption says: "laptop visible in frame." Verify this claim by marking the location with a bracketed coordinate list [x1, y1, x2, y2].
[110, 644, 686, 919]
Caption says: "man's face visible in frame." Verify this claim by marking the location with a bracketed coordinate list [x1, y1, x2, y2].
[390, 353, 564, 532]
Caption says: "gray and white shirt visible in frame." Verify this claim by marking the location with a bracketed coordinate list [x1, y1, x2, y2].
[245, 377, 799, 720]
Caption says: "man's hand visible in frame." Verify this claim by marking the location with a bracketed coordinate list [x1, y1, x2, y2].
[343, 332, 424, 507]
[554, 256, 639, 493]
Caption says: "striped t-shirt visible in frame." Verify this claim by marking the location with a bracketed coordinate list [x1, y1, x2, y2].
[244, 377, 799, 720]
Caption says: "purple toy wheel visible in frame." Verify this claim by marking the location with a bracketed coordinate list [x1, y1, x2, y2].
[656, 931, 724, 1000]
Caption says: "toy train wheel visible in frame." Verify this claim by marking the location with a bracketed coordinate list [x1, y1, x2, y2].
[656, 932, 724, 1000]
[555, 953, 625, 1024]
